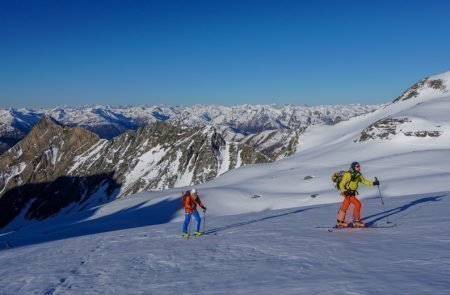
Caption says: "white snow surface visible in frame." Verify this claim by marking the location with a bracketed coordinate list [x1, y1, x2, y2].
[0, 192, 448, 294]
[1, 71, 450, 294]
[217, 143, 231, 176]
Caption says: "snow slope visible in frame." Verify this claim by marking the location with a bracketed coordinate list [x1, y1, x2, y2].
[0, 71, 449, 294]
[0, 192, 448, 294]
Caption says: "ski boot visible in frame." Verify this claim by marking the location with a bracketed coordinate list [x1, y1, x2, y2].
[335, 219, 348, 228]
[193, 231, 203, 236]
[182, 232, 190, 238]
[352, 220, 365, 228]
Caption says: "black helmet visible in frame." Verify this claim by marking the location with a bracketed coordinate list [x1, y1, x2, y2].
[351, 162, 360, 170]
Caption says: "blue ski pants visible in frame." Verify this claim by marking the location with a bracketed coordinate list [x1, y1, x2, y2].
[183, 210, 201, 233]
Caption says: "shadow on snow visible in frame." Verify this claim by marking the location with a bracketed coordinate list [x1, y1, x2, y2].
[0, 177, 446, 250]
[205, 207, 315, 235]
[0, 173, 182, 250]
[363, 195, 445, 226]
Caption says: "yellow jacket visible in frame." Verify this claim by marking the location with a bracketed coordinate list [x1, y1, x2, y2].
[339, 170, 374, 194]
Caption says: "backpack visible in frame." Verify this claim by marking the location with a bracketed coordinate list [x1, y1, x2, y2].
[182, 190, 194, 208]
[331, 171, 347, 190]
[331, 170, 359, 191]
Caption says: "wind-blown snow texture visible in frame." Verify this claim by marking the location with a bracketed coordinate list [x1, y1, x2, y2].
[0, 71, 450, 294]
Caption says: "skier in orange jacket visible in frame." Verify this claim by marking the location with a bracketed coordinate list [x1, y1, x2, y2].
[182, 188, 207, 237]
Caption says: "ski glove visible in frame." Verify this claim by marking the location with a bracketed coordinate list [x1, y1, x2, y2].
[202, 207, 207, 212]
[373, 177, 380, 186]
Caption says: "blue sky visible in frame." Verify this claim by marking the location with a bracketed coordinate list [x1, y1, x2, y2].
[1, 0, 450, 108]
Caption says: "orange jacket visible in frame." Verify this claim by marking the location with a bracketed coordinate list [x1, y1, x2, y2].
[183, 193, 205, 214]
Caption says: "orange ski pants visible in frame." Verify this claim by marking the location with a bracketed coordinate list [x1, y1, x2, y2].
[340, 195, 361, 221]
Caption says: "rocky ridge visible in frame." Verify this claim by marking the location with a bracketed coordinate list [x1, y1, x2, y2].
[0, 118, 269, 228]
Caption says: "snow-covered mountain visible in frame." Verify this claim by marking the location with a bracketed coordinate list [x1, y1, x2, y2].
[0, 118, 269, 228]
[0, 71, 448, 230]
[0, 109, 39, 155]
[0, 70, 449, 294]
[0, 104, 381, 155]
[240, 128, 304, 160]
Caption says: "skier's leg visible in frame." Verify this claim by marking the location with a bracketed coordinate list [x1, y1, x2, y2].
[338, 197, 351, 221]
[349, 196, 361, 221]
[193, 210, 201, 232]
[183, 213, 192, 233]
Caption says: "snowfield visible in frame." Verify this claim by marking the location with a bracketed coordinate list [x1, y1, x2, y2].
[0, 71, 450, 294]
[0, 192, 448, 294]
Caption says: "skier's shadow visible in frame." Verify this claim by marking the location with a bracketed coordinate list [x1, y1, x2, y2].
[205, 207, 314, 235]
[362, 195, 445, 226]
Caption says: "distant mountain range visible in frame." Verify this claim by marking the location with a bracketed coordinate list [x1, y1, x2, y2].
[0, 104, 381, 155]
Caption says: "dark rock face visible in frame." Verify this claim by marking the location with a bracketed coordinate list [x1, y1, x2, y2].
[358, 117, 442, 142]
[0, 116, 101, 187]
[403, 131, 441, 137]
[0, 123, 25, 155]
[0, 116, 103, 228]
[0, 174, 119, 228]
[70, 121, 271, 196]
[358, 118, 411, 141]
[240, 128, 304, 160]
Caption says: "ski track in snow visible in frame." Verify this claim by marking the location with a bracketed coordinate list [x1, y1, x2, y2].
[43, 239, 107, 295]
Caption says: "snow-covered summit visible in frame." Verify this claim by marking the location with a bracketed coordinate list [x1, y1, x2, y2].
[393, 70, 449, 103]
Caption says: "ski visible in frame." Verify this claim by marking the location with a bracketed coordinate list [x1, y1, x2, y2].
[200, 232, 218, 236]
[180, 232, 216, 238]
[316, 223, 397, 232]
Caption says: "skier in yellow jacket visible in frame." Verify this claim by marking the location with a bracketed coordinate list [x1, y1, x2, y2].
[337, 162, 379, 227]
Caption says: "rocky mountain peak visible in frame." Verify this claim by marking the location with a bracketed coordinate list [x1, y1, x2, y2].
[37, 115, 63, 127]
[0, 119, 105, 227]
[0, 120, 270, 229]
[4, 115, 100, 166]
[393, 71, 449, 103]
[0, 116, 101, 191]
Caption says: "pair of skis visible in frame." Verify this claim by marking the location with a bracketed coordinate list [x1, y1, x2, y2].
[181, 232, 218, 239]
[316, 223, 397, 232]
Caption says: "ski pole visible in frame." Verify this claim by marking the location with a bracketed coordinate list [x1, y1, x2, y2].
[203, 211, 206, 233]
[188, 214, 192, 236]
[376, 178, 391, 224]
